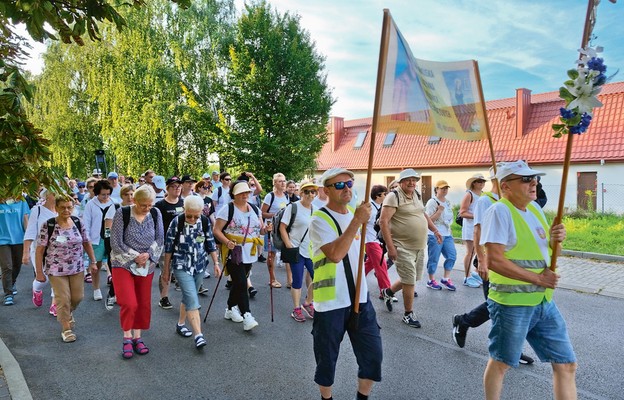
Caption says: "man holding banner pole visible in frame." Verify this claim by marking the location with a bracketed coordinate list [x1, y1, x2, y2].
[480, 161, 576, 399]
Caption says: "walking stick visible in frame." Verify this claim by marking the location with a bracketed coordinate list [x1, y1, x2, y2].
[203, 262, 225, 323]
[267, 233, 274, 322]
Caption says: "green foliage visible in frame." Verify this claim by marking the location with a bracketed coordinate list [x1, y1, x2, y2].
[218, 1, 334, 186]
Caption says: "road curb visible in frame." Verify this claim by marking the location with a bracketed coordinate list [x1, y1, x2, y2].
[0, 337, 32, 400]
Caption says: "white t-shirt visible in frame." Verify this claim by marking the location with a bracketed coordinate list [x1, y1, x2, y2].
[216, 203, 262, 264]
[263, 192, 289, 217]
[481, 201, 550, 265]
[111, 184, 122, 204]
[310, 207, 368, 312]
[473, 192, 499, 226]
[211, 186, 230, 216]
[23, 205, 57, 264]
[312, 197, 328, 210]
[365, 201, 381, 244]
[280, 201, 315, 258]
[425, 197, 453, 237]
[83, 197, 116, 245]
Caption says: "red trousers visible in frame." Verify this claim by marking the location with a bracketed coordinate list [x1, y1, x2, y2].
[112, 268, 153, 331]
[364, 242, 391, 291]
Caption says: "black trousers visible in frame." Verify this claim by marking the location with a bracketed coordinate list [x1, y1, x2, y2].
[459, 280, 490, 328]
[226, 260, 252, 314]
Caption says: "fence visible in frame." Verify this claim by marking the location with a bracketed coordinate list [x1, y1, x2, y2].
[541, 183, 624, 215]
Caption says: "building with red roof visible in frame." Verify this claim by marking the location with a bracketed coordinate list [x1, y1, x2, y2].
[315, 81, 624, 213]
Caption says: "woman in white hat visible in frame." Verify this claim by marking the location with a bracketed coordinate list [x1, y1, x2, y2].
[459, 174, 486, 288]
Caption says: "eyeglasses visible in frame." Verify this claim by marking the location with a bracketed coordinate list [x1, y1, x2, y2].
[326, 180, 354, 190]
[303, 189, 317, 195]
[139, 180, 145, 183]
[185, 214, 201, 220]
[278, 180, 286, 183]
[505, 175, 537, 183]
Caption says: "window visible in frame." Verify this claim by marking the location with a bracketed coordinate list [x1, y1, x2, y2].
[428, 136, 441, 144]
[383, 131, 397, 147]
[353, 131, 367, 149]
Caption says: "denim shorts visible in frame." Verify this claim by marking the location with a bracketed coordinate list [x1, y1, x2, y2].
[173, 269, 202, 311]
[487, 299, 576, 367]
[312, 298, 382, 386]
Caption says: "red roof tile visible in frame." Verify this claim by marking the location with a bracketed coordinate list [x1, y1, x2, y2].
[318, 81, 624, 171]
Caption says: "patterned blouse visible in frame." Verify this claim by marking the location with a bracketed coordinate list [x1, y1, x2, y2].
[164, 215, 216, 276]
[110, 207, 164, 275]
[36, 219, 89, 276]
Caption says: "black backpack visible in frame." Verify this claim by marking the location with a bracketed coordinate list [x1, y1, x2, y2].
[121, 206, 159, 239]
[456, 191, 473, 226]
[43, 216, 82, 267]
[373, 189, 398, 244]
[271, 202, 298, 250]
[99, 204, 119, 239]
[217, 202, 260, 244]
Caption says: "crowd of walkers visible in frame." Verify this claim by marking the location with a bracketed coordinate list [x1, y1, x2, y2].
[1, 162, 565, 400]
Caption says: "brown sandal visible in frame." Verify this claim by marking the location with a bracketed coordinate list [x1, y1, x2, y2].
[270, 280, 282, 288]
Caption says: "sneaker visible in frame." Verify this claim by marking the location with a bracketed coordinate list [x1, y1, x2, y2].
[377, 291, 398, 302]
[107, 275, 113, 285]
[195, 334, 207, 349]
[224, 305, 244, 323]
[11, 284, 17, 295]
[402, 312, 421, 328]
[452, 314, 467, 348]
[159, 297, 173, 310]
[471, 271, 484, 284]
[519, 353, 535, 365]
[225, 280, 232, 290]
[3, 295, 14, 306]
[258, 254, 266, 263]
[174, 282, 181, 291]
[414, 291, 418, 298]
[440, 278, 456, 291]
[32, 289, 43, 307]
[291, 307, 306, 322]
[49, 303, 57, 316]
[382, 288, 394, 312]
[243, 312, 258, 331]
[198, 285, 209, 295]
[93, 289, 103, 301]
[105, 294, 116, 311]
[463, 276, 481, 288]
[302, 303, 315, 319]
[248, 286, 258, 299]
[203, 270, 211, 279]
[427, 279, 442, 290]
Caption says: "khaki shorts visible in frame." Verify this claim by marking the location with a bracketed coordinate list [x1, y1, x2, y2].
[394, 247, 424, 285]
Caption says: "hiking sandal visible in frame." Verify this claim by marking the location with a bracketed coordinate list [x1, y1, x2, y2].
[122, 339, 134, 359]
[61, 330, 76, 343]
[133, 338, 149, 355]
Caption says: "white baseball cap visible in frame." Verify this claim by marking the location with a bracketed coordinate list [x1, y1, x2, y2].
[153, 175, 166, 190]
[495, 160, 545, 181]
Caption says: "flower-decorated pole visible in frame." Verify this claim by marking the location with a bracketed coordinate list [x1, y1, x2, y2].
[550, 0, 614, 271]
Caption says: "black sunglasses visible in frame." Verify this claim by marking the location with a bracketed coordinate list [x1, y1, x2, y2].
[505, 175, 537, 183]
[303, 189, 317, 195]
[326, 180, 354, 190]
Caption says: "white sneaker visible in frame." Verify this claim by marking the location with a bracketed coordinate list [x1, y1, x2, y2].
[203, 270, 211, 279]
[243, 312, 258, 331]
[224, 305, 243, 323]
[93, 289, 103, 301]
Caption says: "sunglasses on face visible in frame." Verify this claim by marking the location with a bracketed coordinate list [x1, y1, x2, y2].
[505, 175, 537, 183]
[223, 178, 232, 181]
[303, 189, 317, 195]
[326, 180, 354, 190]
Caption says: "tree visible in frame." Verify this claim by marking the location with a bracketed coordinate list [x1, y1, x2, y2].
[218, 1, 333, 186]
[0, 0, 190, 198]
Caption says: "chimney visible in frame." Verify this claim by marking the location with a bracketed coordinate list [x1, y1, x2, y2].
[329, 116, 344, 152]
[515, 88, 531, 138]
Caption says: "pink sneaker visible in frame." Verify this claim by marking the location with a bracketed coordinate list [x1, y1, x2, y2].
[302, 303, 315, 319]
[32, 289, 43, 307]
[291, 307, 306, 322]
[49, 303, 57, 317]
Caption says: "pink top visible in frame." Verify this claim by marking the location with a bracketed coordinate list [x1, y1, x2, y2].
[37, 220, 89, 276]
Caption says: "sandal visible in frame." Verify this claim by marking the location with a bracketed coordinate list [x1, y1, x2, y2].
[133, 338, 149, 355]
[61, 330, 76, 343]
[84, 273, 92, 283]
[176, 324, 192, 338]
[122, 338, 134, 359]
[195, 334, 207, 349]
[270, 280, 282, 288]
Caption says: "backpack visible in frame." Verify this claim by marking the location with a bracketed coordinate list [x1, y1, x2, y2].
[209, 187, 225, 217]
[374, 189, 398, 245]
[271, 202, 298, 250]
[121, 206, 159, 239]
[99, 204, 118, 239]
[171, 214, 212, 253]
[455, 191, 473, 226]
[218, 202, 260, 244]
[43, 216, 82, 267]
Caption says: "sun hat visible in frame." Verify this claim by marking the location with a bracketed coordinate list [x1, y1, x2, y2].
[495, 160, 545, 181]
[153, 175, 166, 190]
[435, 180, 450, 189]
[231, 181, 252, 196]
[319, 168, 354, 186]
[399, 168, 420, 182]
[299, 180, 319, 191]
[465, 174, 487, 189]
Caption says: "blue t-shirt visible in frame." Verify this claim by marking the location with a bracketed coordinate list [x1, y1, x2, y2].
[0, 200, 30, 245]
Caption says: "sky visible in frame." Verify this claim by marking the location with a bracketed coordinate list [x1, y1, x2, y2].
[21, 0, 624, 120]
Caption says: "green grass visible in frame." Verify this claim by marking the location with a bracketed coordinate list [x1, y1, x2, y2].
[449, 206, 624, 256]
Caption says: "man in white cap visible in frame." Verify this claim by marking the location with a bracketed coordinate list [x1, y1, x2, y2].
[153, 175, 166, 200]
[92, 168, 102, 178]
[480, 160, 574, 399]
[378, 168, 442, 328]
[107, 172, 122, 204]
[309, 167, 381, 400]
[210, 171, 222, 190]
[452, 163, 534, 364]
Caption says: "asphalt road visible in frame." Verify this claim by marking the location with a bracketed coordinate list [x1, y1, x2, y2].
[0, 261, 622, 400]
